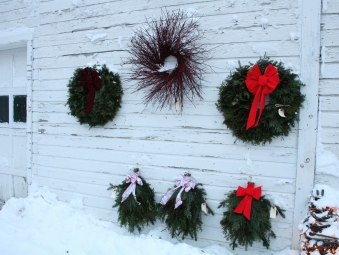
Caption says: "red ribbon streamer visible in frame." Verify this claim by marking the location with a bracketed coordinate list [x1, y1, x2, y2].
[233, 182, 262, 220]
[80, 67, 101, 115]
[245, 64, 280, 130]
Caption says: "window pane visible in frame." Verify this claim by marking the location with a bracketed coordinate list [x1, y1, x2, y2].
[13, 95, 26, 123]
[0, 96, 9, 123]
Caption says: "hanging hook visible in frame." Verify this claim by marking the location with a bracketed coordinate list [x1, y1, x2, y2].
[248, 175, 253, 184]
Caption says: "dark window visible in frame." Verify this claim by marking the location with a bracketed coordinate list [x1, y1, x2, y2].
[0, 96, 9, 123]
[13, 95, 26, 123]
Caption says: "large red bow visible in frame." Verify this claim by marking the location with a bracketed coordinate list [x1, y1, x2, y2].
[233, 183, 262, 220]
[245, 64, 280, 130]
[80, 67, 101, 115]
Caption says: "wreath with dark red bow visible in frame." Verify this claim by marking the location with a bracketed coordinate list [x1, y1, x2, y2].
[66, 65, 123, 127]
[216, 57, 305, 145]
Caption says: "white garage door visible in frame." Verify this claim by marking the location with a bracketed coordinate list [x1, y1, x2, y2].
[0, 47, 28, 202]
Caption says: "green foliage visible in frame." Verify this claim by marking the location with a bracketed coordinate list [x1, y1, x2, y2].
[108, 176, 157, 233]
[218, 190, 285, 250]
[158, 183, 214, 241]
[216, 57, 305, 145]
[66, 65, 123, 128]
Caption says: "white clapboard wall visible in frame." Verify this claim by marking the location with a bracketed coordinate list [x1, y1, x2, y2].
[0, 0, 333, 254]
[315, 0, 339, 186]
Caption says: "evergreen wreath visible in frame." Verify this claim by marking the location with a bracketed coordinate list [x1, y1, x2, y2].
[216, 57, 305, 145]
[126, 9, 209, 112]
[66, 64, 123, 128]
[218, 184, 285, 250]
[158, 173, 214, 241]
[108, 168, 157, 233]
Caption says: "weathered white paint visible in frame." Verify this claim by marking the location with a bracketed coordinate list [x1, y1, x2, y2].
[0, 47, 30, 200]
[291, 0, 321, 249]
[315, 0, 339, 201]
[0, 0, 335, 253]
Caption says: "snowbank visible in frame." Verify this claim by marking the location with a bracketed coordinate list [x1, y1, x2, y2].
[0, 185, 298, 255]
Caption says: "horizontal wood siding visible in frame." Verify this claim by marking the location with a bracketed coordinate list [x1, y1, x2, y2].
[2, 0, 323, 252]
[317, 0, 339, 184]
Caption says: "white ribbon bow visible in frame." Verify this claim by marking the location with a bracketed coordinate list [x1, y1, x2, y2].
[160, 175, 195, 209]
[121, 172, 143, 204]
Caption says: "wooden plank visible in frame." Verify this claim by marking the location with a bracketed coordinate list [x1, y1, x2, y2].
[320, 63, 339, 78]
[322, 0, 339, 14]
[0, 173, 13, 201]
[35, 149, 297, 178]
[34, 25, 297, 59]
[320, 96, 339, 111]
[36, 145, 297, 182]
[321, 13, 339, 30]
[37, 9, 298, 35]
[36, 134, 297, 164]
[321, 30, 339, 47]
[320, 128, 339, 144]
[292, 0, 321, 249]
[13, 176, 27, 198]
[320, 112, 339, 128]
[34, 123, 298, 148]
[319, 79, 339, 96]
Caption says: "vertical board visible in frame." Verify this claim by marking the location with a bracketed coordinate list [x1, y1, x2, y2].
[13, 175, 27, 198]
[0, 173, 13, 201]
[292, 0, 321, 249]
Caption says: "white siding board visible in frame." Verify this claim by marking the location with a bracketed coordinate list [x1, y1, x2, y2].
[36, 135, 297, 165]
[320, 96, 339, 111]
[38, 0, 297, 22]
[35, 149, 296, 183]
[322, 0, 339, 14]
[320, 79, 339, 95]
[34, 123, 298, 148]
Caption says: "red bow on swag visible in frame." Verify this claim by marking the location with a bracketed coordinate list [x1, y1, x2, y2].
[80, 67, 101, 115]
[245, 64, 280, 130]
[233, 183, 262, 220]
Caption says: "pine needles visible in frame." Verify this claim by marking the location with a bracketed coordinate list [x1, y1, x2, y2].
[216, 56, 305, 144]
[158, 183, 214, 241]
[218, 190, 285, 250]
[108, 175, 157, 233]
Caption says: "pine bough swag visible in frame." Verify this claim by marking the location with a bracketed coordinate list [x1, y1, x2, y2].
[216, 57, 305, 145]
[158, 175, 214, 240]
[108, 170, 157, 233]
[67, 65, 123, 127]
[218, 189, 285, 250]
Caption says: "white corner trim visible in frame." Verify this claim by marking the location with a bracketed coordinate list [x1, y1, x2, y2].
[291, 0, 321, 250]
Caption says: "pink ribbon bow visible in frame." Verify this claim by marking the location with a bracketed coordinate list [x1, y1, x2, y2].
[121, 172, 143, 204]
[160, 175, 195, 209]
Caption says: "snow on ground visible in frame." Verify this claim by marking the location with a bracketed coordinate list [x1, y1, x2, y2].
[0, 184, 300, 255]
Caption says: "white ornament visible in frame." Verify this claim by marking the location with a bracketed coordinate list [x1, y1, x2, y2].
[278, 108, 286, 117]
[111, 189, 116, 199]
[201, 202, 207, 214]
[270, 205, 277, 218]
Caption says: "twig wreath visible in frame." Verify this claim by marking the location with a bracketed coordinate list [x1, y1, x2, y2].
[126, 9, 209, 112]
[218, 182, 285, 250]
[66, 65, 123, 128]
[216, 57, 305, 145]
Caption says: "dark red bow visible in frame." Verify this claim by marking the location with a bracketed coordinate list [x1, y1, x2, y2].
[233, 182, 262, 220]
[80, 67, 101, 115]
[245, 64, 280, 130]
